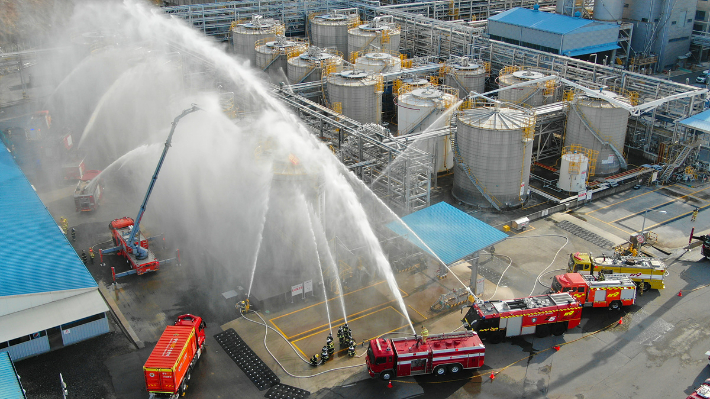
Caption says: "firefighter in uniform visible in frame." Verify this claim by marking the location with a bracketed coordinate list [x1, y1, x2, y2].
[89, 248, 95, 264]
[347, 340, 356, 357]
[81, 250, 88, 264]
[60, 217, 68, 234]
[237, 299, 250, 314]
[421, 326, 429, 344]
[71, 227, 76, 241]
[309, 354, 319, 367]
[337, 326, 344, 346]
[321, 345, 329, 362]
[692, 208, 699, 222]
[326, 334, 335, 355]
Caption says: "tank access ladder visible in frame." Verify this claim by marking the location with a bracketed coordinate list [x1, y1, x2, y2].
[570, 103, 628, 169]
[449, 133, 502, 210]
[659, 143, 695, 182]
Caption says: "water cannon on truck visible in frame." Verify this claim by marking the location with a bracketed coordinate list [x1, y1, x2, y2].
[568, 252, 667, 291]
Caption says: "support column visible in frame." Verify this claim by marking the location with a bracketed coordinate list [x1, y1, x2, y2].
[468, 251, 480, 295]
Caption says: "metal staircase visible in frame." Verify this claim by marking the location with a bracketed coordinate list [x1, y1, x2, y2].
[449, 134, 502, 210]
[571, 103, 628, 169]
[659, 144, 695, 182]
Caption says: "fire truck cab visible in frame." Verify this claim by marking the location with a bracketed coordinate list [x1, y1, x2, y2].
[366, 331, 485, 380]
[462, 293, 582, 343]
[552, 272, 636, 310]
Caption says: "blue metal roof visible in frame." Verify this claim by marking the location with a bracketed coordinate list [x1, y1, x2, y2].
[490, 7, 596, 34]
[0, 148, 97, 297]
[0, 352, 25, 398]
[564, 42, 621, 57]
[679, 109, 710, 133]
[387, 202, 508, 265]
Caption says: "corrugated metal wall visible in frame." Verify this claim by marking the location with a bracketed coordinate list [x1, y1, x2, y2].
[61, 315, 110, 346]
[0, 337, 50, 361]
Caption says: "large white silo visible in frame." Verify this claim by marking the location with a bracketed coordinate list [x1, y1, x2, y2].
[255, 36, 308, 83]
[396, 85, 458, 136]
[564, 91, 630, 176]
[347, 16, 401, 60]
[444, 58, 487, 98]
[310, 9, 359, 57]
[232, 15, 284, 66]
[326, 70, 383, 124]
[287, 46, 344, 83]
[497, 68, 558, 107]
[354, 51, 402, 74]
[593, 0, 625, 21]
[452, 105, 535, 208]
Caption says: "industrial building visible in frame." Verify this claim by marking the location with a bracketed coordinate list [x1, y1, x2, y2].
[0, 148, 109, 360]
[488, 7, 621, 58]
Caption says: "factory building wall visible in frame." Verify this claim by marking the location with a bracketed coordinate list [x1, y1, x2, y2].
[561, 26, 620, 53]
[623, 0, 696, 69]
[488, 21, 563, 53]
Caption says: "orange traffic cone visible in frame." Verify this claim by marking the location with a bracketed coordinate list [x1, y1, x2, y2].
[387, 380, 393, 388]
[678, 290, 683, 297]
[553, 345, 560, 351]
[490, 372, 496, 380]
[618, 318, 623, 325]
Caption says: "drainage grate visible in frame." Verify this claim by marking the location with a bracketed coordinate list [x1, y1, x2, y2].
[265, 384, 310, 399]
[214, 329, 280, 391]
[557, 220, 614, 249]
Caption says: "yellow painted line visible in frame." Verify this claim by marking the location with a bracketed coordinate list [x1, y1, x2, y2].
[407, 305, 428, 320]
[271, 323, 289, 341]
[271, 282, 409, 339]
[585, 214, 633, 236]
[584, 184, 673, 215]
[291, 341, 308, 358]
[291, 306, 398, 344]
[608, 186, 710, 223]
[644, 203, 710, 231]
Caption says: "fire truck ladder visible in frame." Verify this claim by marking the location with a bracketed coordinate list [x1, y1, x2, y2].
[570, 102, 627, 169]
[659, 143, 696, 182]
[449, 133, 502, 210]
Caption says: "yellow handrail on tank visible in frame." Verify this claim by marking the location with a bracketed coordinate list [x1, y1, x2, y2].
[322, 58, 338, 76]
[429, 75, 439, 85]
[381, 30, 390, 44]
[332, 102, 342, 114]
[484, 62, 491, 74]
[563, 89, 575, 102]
[562, 145, 599, 180]
[375, 75, 384, 93]
[350, 51, 360, 64]
[402, 58, 413, 68]
[543, 80, 556, 97]
[522, 118, 535, 140]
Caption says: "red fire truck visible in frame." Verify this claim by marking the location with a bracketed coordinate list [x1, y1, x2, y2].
[462, 293, 582, 343]
[366, 331, 485, 380]
[73, 170, 102, 212]
[551, 272, 636, 310]
[144, 314, 206, 399]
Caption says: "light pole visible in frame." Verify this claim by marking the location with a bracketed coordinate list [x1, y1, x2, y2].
[641, 208, 667, 234]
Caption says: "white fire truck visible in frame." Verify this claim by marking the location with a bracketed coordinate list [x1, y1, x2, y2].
[462, 293, 582, 343]
[366, 331, 485, 380]
[552, 272, 636, 310]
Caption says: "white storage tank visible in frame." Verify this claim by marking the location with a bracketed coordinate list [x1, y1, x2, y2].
[232, 15, 284, 66]
[347, 16, 401, 60]
[497, 68, 558, 107]
[557, 152, 589, 192]
[593, 0, 624, 21]
[452, 105, 535, 208]
[396, 85, 458, 136]
[326, 70, 383, 124]
[310, 9, 359, 57]
[287, 46, 344, 83]
[444, 58, 487, 98]
[255, 36, 308, 83]
[564, 91, 630, 176]
[354, 52, 402, 74]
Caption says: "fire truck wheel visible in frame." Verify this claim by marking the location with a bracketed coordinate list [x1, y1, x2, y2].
[535, 325, 550, 338]
[448, 364, 462, 374]
[488, 332, 504, 344]
[434, 366, 447, 376]
[552, 323, 567, 336]
[609, 300, 621, 311]
[380, 370, 394, 381]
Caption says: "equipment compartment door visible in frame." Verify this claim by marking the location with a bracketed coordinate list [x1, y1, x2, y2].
[593, 289, 606, 303]
[506, 316, 522, 337]
[410, 359, 427, 375]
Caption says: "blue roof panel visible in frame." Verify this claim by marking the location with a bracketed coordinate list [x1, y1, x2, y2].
[490, 8, 593, 34]
[564, 42, 621, 57]
[0, 352, 25, 398]
[387, 202, 508, 265]
[0, 148, 97, 297]
[679, 109, 710, 133]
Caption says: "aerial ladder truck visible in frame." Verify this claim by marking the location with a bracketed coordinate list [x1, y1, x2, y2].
[100, 106, 200, 282]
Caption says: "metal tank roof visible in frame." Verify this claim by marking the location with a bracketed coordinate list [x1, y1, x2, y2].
[576, 90, 630, 108]
[457, 105, 533, 130]
[0, 147, 98, 297]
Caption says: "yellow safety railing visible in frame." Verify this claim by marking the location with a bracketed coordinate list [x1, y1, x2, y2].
[350, 51, 360, 64]
[393, 79, 402, 94]
[543, 80, 556, 97]
[484, 62, 491, 74]
[563, 89, 575, 102]
[429, 75, 439, 85]
[381, 30, 390, 44]
[332, 102, 342, 114]
[562, 145, 599, 179]
[523, 118, 535, 140]
[375, 75, 384, 93]
[402, 58, 413, 68]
